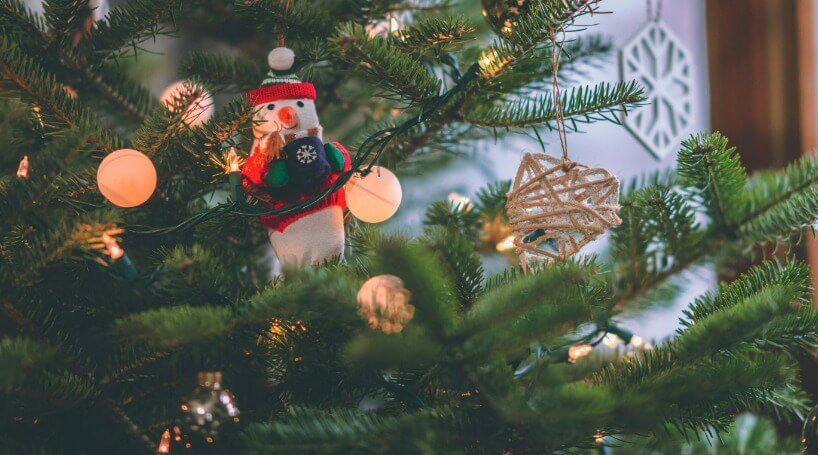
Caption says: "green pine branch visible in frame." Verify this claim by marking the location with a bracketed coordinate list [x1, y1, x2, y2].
[232, 0, 334, 39]
[90, 0, 181, 62]
[181, 52, 267, 93]
[334, 23, 442, 103]
[392, 15, 474, 54]
[677, 132, 747, 229]
[463, 81, 644, 129]
[0, 37, 120, 152]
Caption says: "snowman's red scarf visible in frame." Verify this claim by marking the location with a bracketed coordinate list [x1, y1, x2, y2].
[241, 141, 351, 232]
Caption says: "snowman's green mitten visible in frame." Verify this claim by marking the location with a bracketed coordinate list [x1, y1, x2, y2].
[265, 160, 289, 187]
[325, 143, 345, 171]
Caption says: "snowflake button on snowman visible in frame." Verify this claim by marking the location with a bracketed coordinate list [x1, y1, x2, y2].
[241, 47, 351, 267]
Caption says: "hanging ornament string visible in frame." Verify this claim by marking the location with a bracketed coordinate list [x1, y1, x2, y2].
[646, 0, 663, 21]
[548, 27, 571, 168]
[276, 0, 292, 47]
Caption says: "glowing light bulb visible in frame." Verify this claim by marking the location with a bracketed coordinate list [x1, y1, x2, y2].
[101, 233, 124, 260]
[496, 235, 516, 252]
[389, 16, 400, 34]
[32, 105, 44, 127]
[16, 156, 29, 178]
[629, 335, 644, 348]
[478, 49, 510, 77]
[567, 344, 593, 363]
[447, 192, 472, 210]
[156, 429, 171, 454]
[226, 147, 241, 173]
[602, 333, 620, 348]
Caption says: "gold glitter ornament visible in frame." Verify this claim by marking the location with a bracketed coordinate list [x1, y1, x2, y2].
[357, 275, 414, 334]
[481, 0, 530, 35]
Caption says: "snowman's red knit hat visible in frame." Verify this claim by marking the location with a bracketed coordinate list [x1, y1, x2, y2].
[247, 46, 316, 106]
[248, 83, 315, 106]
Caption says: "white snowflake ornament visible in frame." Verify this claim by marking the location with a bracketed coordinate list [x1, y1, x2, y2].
[619, 20, 694, 159]
[296, 144, 317, 164]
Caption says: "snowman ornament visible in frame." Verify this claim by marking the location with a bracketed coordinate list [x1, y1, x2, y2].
[241, 47, 351, 267]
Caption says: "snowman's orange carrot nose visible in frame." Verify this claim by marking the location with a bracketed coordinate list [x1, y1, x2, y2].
[277, 106, 298, 128]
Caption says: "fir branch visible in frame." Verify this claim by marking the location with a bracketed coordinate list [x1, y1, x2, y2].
[42, 0, 91, 48]
[424, 227, 485, 308]
[423, 201, 483, 240]
[232, 0, 334, 38]
[681, 260, 811, 328]
[742, 154, 818, 224]
[0, 336, 57, 387]
[455, 261, 587, 342]
[90, 0, 181, 62]
[334, 23, 442, 103]
[181, 51, 266, 93]
[369, 237, 458, 338]
[473, 179, 510, 222]
[673, 285, 801, 360]
[111, 305, 233, 348]
[0, 37, 119, 152]
[0, 0, 49, 44]
[485, 34, 612, 96]
[74, 60, 154, 122]
[392, 15, 474, 54]
[677, 132, 747, 229]
[742, 189, 818, 242]
[2, 1, 153, 121]
[463, 81, 644, 129]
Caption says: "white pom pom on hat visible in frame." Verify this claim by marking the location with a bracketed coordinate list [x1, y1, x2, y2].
[268, 47, 295, 72]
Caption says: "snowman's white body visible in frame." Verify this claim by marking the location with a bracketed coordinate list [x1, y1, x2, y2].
[252, 97, 345, 267]
[267, 205, 345, 266]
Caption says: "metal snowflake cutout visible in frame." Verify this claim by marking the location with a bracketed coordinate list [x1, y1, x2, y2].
[620, 20, 694, 159]
[505, 153, 621, 265]
[296, 144, 317, 164]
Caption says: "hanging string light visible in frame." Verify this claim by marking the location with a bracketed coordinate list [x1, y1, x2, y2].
[156, 429, 171, 454]
[567, 344, 593, 363]
[31, 105, 44, 127]
[602, 333, 620, 348]
[16, 156, 29, 178]
[447, 192, 473, 211]
[495, 235, 516, 252]
[478, 49, 511, 78]
[101, 233, 139, 281]
[225, 148, 244, 201]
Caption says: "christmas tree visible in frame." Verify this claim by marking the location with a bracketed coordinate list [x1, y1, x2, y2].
[3, 0, 818, 453]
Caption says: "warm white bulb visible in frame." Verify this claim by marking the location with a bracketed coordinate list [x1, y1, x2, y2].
[568, 344, 593, 363]
[602, 333, 620, 349]
[629, 335, 644, 348]
[156, 429, 171, 454]
[16, 155, 29, 178]
[102, 233, 124, 260]
[97, 149, 157, 207]
[345, 166, 402, 223]
[447, 192, 472, 210]
[496, 235, 516, 252]
[226, 148, 241, 173]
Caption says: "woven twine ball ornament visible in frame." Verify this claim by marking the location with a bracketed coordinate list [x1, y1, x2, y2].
[505, 152, 622, 264]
